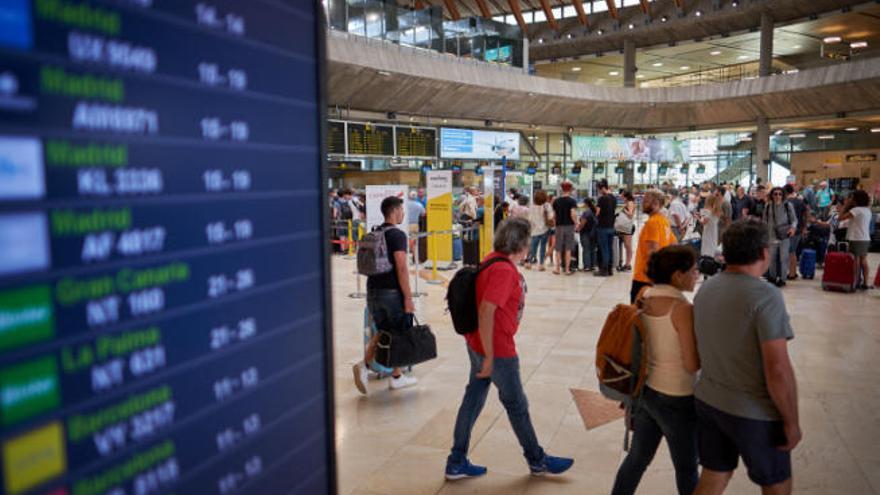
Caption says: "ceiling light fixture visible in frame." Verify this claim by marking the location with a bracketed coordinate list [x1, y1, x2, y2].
[731, 0, 739, 6]
[652, 62, 663, 67]
[851, 41, 868, 48]
[572, 66, 582, 71]
[774, 129, 784, 136]
[628, 23, 635, 30]
[740, 136, 752, 141]
[609, 71, 619, 75]
[789, 133, 806, 138]
[871, 128, 880, 133]
[695, 10, 703, 17]
[737, 55, 749, 60]
[538, 38, 545, 44]
[818, 134, 835, 140]
[636, 74, 644, 78]
[845, 127, 858, 131]
[377, 70, 391, 76]
[792, 45, 802, 49]
[596, 29, 604, 35]
[660, 15, 668, 22]
[710, 50, 722, 55]
[680, 65, 690, 70]
[823, 36, 841, 43]
[442, 118, 448, 123]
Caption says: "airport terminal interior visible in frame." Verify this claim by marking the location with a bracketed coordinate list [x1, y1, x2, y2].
[1, 1, 880, 495]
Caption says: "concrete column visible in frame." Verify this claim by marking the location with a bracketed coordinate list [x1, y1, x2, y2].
[522, 37, 529, 74]
[623, 39, 636, 88]
[759, 11, 774, 77]
[756, 117, 770, 182]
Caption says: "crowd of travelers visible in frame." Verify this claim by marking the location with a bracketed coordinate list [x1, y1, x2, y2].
[346, 176, 877, 495]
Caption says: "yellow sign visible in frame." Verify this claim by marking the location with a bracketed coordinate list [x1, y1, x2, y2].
[426, 171, 453, 262]
[3, 422, 67, 494]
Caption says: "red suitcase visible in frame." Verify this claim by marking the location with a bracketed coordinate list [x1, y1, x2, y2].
[875, 265, 880, 288]
[821, 243, 857, 293]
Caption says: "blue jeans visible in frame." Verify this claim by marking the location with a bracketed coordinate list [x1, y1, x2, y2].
[529, 233, 549, 265]
[579, 232, 596, 269]
[597, 227, 616, 270]
[448, 347, 545, 466]
[612, 387, 698, 495]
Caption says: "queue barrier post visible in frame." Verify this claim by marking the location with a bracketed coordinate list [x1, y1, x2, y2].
[411, 230, 427, 298]
[426, 232, 444, 285]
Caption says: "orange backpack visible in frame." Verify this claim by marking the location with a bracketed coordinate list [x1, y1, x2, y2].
[595, 301, 648, 404]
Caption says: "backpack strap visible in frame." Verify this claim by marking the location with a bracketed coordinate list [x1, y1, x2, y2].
[476, 256, 513, 274]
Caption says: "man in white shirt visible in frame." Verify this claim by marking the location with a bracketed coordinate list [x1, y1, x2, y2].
[668, 189, 689, 242]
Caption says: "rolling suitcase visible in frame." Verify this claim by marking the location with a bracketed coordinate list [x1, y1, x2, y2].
[461, 229, 480, 267]
[570, 240, 580, 272]
[799, 249, 817, 280]
[821, 243, 856, 292]
[875, 265, 880, 288]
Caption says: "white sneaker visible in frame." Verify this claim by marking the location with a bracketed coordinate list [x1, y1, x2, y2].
[353, 362, 368, 395]
[389, 373, 418, 390]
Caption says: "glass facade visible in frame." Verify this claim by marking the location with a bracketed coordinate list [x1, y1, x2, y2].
[325, 0, 525, 68]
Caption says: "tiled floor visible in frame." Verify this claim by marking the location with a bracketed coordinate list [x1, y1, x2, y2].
[332, 253, 880, 495]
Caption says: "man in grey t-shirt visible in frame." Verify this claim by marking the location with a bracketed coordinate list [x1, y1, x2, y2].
[693, 219, 800, 495]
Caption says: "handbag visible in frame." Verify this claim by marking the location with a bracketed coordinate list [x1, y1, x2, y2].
[376, 314, 437, 368]
[614, 211, 634, 235]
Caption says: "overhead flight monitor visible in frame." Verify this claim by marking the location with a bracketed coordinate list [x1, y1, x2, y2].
[0, 1, 334, 494]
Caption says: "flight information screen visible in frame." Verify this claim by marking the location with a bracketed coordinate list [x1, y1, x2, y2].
[346, 123, 393, 156]
[395, 127, 435, 158]
[0, 1, 333, 495]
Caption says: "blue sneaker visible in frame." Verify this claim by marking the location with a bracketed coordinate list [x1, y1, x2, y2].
[445, 459, 488, 480]
[529, 455, 574, 476]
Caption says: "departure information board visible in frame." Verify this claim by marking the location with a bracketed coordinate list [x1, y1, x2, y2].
[327, 121, 345, 155]
[0, 2, 333, 495]
[395, 127, 435, 158]
[346, 123, 393, 156]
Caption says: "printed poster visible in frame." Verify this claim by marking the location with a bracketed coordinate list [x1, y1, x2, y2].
[426, 170, 452, 262]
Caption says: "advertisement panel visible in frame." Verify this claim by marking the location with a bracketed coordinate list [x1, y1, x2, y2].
[572, 136, 689, 163]
[365, 185, 408, 233]
[426, 171, 453, 262]
[440, 128, 520, 160]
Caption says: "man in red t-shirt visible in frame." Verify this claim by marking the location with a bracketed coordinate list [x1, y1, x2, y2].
[446, 218, 574, 480]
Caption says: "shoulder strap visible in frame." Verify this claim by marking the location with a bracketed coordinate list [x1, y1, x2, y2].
[477, 256, 513, 273]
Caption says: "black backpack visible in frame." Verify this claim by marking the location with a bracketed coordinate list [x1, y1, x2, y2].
[446, 257, 512, 335]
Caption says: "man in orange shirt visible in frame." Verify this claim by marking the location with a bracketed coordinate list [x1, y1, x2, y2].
[631, 190, 676, 303]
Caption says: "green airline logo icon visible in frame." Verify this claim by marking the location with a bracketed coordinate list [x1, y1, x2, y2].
[1, 357, 61, 426]
[0, 285, 55, 352]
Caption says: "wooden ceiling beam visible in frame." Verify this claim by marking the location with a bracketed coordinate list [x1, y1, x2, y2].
[507, 0, 529, 36]
[475, 0, 492, 18]
[443, 0, 461, 20]
[539, 0, 559, 30]
[571, 0, 588, 26]
[605, 0, 618, 19]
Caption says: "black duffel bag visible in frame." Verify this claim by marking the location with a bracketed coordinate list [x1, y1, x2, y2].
[376, 314, 437, 368]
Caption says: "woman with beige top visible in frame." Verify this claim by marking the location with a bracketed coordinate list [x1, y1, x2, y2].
[612, 245, 701, 495]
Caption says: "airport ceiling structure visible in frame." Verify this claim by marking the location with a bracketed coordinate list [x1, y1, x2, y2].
[326, 30, 880, 132]
[534, 4, 880, 86]
[397, 0, 875, 56]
